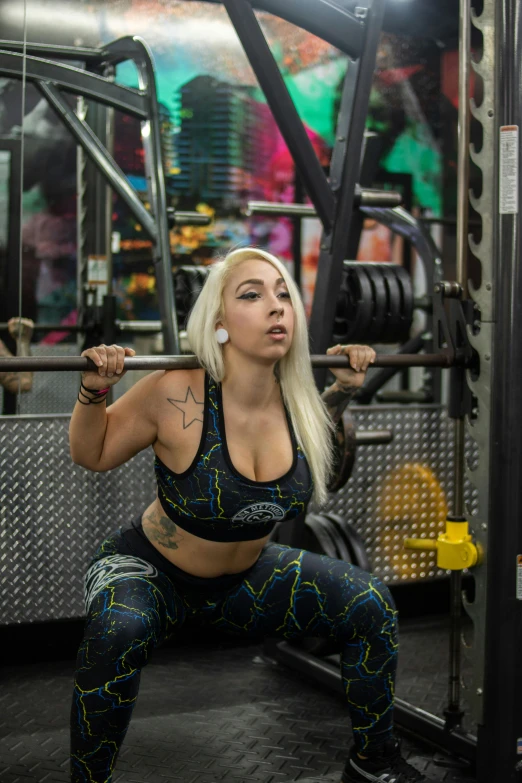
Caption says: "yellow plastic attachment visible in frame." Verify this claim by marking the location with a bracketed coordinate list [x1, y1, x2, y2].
[405, 520, 478, 570]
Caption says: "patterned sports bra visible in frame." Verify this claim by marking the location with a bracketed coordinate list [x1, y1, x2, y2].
[153, 371, 313, 542]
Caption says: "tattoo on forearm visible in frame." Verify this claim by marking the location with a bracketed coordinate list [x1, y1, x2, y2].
[144, 512, 184, 550]
[322, 383, 357, 425]
[167, 386, 204, 429]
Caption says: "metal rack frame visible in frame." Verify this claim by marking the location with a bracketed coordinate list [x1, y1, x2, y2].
[5, 0, 522, 779]
[0, 36, 180, 353]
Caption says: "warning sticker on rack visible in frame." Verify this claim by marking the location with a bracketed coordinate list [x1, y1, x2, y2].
[517, 555, 522, 600]
[500, 126, 519, 214]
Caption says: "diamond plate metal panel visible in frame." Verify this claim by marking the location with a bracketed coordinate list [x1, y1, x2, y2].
[0, 416, 155, 625]
[323, 405, 479, 583]
[0, 405, 478, 624]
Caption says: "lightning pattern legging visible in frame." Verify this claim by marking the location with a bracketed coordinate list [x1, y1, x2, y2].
[70, 523, 398, 783]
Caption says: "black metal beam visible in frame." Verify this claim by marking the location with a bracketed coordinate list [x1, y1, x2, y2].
[309, 0, 386, 387]
[248, 0, 364, 59]
[223, 0, 335, 232]
[37, 82, 157, 241]
[194, 0, 365, 58]
[0, 40, 104, 64]
[476, 0, 522, 778]
[0, 50, 148, 119]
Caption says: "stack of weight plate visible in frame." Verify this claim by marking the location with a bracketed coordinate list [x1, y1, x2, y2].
[334, 261, 414, 344]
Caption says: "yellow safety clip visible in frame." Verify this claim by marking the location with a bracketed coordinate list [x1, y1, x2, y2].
[404, 519, 479, 571]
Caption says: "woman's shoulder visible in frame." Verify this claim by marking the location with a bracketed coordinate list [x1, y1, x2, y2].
[156, 367, 206, 397]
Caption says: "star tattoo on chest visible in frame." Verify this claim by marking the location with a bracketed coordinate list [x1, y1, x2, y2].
[167, 386, 204, 429]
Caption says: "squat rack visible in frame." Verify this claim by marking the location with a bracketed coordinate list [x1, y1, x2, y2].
[2, 0, 521, 780]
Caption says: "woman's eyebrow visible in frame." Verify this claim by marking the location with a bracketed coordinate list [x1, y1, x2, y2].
[235, 277, 286, 293]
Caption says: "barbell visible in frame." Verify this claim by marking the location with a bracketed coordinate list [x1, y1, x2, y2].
[0, 352, 455, 373]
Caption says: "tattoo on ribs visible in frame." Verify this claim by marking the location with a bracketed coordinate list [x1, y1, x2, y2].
[167, 386, 204, 429]
[145, 512, 184, 550]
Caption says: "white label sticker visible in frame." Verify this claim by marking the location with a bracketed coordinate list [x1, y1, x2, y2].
[517, 555, 522, 600]
[500, 126, 519, 214]
[87, 256, 108, 307]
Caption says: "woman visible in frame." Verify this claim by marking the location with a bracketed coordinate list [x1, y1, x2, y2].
[69, 248, 430, 783]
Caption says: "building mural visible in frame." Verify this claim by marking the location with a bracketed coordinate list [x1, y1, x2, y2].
[0, 0, 446, 333]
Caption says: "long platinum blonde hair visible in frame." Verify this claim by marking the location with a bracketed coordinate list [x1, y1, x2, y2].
[186, 247, 335, 507]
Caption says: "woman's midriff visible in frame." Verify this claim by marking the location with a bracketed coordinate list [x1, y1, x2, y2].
[140, 496, 271, 578]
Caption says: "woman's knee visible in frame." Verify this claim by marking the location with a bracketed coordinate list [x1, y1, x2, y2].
[322, 565, 397, 642]
[80, 579, 175, 671]
[351, 571, 398, 639]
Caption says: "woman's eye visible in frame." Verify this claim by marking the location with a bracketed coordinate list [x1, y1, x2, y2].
[239, 291, 290, 300]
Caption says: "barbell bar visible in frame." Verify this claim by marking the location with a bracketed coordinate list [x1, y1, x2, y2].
[166, 209, 212, 227]
[0, 352, 455, 373]
[0, 320, 172, 334]
[246, 191, 402, 219]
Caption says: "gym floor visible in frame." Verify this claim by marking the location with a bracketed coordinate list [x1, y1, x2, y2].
[1, 616, 476, 783]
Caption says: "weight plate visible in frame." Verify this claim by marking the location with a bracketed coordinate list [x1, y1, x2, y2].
[319, 513, 352, 563]
[304, 513, 338, 559]
[391, 264, 414, 337]
[333, 280, 351, 343]
[324, 513, 372, 573]
[343, 263, 375, 342]
[327, 409, 357, 493]
[375, 463, 447, 580]
[376, 263, 403, 343]
[361, 263, 388, 343]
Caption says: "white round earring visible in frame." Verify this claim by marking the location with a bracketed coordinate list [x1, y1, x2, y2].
[215, 328, 229, 344]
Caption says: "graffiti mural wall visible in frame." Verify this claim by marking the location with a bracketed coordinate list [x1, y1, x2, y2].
[0, 0, 445, 331]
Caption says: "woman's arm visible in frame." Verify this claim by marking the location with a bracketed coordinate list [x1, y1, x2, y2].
[321, 343, 376, 424]
[0, 320, 34, 393]
[321, 380, 357, 425]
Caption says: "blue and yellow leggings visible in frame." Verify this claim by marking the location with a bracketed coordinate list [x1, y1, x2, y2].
[71, 523, 398, 783]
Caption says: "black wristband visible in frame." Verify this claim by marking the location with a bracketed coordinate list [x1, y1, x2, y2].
[77, 394, 108, 405]
[78, 388, 108, 405]
[81, 381, 110, 394]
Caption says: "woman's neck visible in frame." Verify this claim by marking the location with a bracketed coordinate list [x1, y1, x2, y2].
[221, 358, 280, 412]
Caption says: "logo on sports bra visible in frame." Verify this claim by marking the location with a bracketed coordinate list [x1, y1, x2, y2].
[232, 502, 286, 525]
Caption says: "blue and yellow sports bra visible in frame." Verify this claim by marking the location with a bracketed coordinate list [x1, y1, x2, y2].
[153, 372, 313, 542]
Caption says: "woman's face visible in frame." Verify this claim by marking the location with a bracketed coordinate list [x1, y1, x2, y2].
[219, 259, 294, 364]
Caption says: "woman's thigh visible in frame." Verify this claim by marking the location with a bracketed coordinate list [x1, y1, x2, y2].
[196, 542, 396, 643]
[80, 534, 190, 672]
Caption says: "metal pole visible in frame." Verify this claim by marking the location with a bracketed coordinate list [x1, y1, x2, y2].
[476, 0, 522, 777]
[0, 352, 457, 373]
[457, 0, 471, 293]
[443, 0, 472, 731]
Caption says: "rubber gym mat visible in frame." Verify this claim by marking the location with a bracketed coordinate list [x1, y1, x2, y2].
[0, 631, 475, 782]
